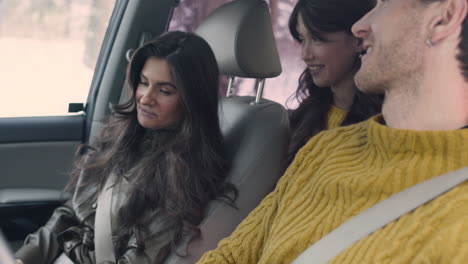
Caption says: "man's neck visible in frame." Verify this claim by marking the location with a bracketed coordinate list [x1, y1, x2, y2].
[382, 72, 468, 131]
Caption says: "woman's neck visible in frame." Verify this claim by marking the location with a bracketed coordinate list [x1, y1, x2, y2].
[331, 72, 357, 111]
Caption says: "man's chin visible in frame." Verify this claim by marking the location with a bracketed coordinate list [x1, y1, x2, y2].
[354, 70, 383, 94]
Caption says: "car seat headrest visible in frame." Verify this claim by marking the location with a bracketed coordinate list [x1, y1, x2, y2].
[195, 0, 282, 78]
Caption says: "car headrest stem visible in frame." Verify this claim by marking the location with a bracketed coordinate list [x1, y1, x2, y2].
[226, 76, 236, 97]
[253, 79, 266, 104]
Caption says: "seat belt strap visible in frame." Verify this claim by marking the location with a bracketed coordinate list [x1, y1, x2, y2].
[292, 167, 468, 264]
[94, 175, 116, 263]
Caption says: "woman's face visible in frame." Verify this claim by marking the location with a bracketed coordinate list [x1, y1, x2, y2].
[297, 14, 361, 88]
[135, 57, 183, 130]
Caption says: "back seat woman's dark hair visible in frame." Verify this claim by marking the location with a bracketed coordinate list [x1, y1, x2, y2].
[284, 0, 383, 169]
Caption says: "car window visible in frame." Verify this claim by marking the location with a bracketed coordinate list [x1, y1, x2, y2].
[0, 0, 115, 117]
[169, 0, 302, 109]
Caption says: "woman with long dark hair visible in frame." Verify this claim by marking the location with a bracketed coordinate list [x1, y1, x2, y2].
[284, 0, 383, 168]
[15, 31, 236, 264]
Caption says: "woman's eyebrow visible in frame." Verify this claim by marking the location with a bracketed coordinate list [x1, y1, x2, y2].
[140, 73, 176, 89]
[156, 82, 177, 89]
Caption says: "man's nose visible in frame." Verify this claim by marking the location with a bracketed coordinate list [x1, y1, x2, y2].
[352, 10, 372, 39]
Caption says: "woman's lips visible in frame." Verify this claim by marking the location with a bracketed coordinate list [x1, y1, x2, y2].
[308, 64, 325, 74]
[139, 107, 157, 117]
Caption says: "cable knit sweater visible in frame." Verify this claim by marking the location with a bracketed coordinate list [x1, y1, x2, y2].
[198, 115, 468, 264]
[326, 105, 347, 129]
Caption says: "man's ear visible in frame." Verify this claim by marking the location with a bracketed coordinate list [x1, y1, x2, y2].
[430, 0, 467, 44]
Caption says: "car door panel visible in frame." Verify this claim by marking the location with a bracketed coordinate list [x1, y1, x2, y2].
[0, 115, 83, 189]
[0, 115, 82, 249]
[0, 141, 79, 189]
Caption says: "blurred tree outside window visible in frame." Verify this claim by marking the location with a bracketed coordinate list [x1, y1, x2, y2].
[169, 0, 302, 109]
[0, 0, 115, 117]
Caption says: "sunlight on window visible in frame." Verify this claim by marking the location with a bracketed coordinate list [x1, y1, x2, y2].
[0, 0, 114, 117]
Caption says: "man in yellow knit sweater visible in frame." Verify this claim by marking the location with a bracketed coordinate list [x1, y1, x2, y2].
[198, 0, 468, 263]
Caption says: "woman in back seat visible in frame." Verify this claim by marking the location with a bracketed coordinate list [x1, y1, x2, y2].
[284, 0, 383, 169]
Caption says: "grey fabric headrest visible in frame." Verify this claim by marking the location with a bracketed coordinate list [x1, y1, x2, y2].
[195, 0, 282, 78]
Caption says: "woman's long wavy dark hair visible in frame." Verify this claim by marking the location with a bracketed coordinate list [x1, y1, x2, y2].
[67, 31, 236, 262]
[284, 0, 383, 168]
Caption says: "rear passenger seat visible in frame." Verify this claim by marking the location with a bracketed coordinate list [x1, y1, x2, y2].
[164, 0, 290, 263]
